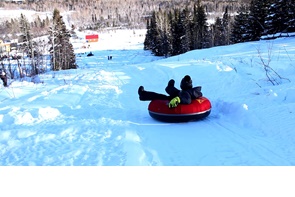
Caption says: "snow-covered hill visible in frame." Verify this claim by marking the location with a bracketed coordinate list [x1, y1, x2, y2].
[0, 8, 52, 23]
[1, 10, 295, 197]
[1, 29, 295, 166]
[1, 28, 295, 196]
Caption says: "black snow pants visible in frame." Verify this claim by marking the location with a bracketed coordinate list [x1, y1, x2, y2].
[139, 89, 174, 101]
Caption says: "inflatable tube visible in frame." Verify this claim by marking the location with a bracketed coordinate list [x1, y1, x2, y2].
[148, 97, 211, 122]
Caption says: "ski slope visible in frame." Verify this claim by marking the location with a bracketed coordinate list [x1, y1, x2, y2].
[1, 29, 295, 166]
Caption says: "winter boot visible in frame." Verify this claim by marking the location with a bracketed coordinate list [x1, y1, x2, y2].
[165, 79, 180, 97]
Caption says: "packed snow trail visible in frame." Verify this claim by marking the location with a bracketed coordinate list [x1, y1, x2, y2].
[1, 30, 295, 165]
[121, 57, 294, 166]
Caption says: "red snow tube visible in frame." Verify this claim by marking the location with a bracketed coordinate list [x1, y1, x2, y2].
[148, 97, 211, 122]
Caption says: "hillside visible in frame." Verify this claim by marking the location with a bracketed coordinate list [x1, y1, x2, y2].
[1, 28, 295, 166]
[0, 0, 251, 29]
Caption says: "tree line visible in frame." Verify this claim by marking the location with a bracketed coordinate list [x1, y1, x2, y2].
[0, 0, 252, 43]
[1, 0, 251, 31]
[144, 0, 295, 57]
[0, 15, 50, 41]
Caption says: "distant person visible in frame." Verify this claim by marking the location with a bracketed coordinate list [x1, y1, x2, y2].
[0, 68, 8, 87]
[138, 75, 202, 108]
[87, 52, 94, 56]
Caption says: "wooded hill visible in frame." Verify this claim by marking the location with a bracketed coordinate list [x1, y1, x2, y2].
[1, 0, 251, 30]
[144, 0, 295, 57]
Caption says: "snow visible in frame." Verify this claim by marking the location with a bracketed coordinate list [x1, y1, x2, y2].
[1, 10, 295, 196]
[1, 27, 295, 166]
[0, 8, 52, 23]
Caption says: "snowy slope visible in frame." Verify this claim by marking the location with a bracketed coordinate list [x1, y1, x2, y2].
[1, 29, 295, 166]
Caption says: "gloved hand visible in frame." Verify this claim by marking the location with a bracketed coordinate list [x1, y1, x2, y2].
[169, 96, 180, 108]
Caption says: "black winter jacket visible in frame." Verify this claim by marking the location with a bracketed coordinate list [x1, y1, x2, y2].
[178, 86, 202, 104]
[165, 75, 203, 104]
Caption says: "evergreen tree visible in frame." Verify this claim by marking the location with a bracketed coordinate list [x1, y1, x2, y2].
[222, 6, 231, 45]
[144, 1, 211, 56]
[212, 17, 224, 46]
[179, 7, 191, 54]
[19, 13, 37, 75]
[19, 14, 33, 53]
[171, 9, 183, 56]
[161, 10, 173, 57]
[49, 9, 62, 71]
[230, 4, 251, 43]
[144, 11, 158, 54]
[155, 9, 171, 57]
[48, 9, 77, 71]
[45, 16, 50, 27]
[143, 17, 152, 50]
[36, 16, 42, 28]
[166, 10, 174, 57]
[191, 1, 208, 50]
[284, 0, 295, 33]
[265, 0, 280, 35]
[211, 7, 231, 47]
[151, 11, 162, 56]
[265, 0, 295, 35]
[248, 0, 270, 40]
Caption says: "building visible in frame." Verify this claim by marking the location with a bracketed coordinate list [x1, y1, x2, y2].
[0, 39, 10, 53]
[85, 34, 99, 43]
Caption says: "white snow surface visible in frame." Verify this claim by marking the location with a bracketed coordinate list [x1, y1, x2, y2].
[1, 28, 295, 166]
[0, 8, 52, 23]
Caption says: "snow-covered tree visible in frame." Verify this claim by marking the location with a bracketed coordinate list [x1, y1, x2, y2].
[265, 0, 295, 35]
[48, 9, 77, 71]
[19, 13, 38, 76]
